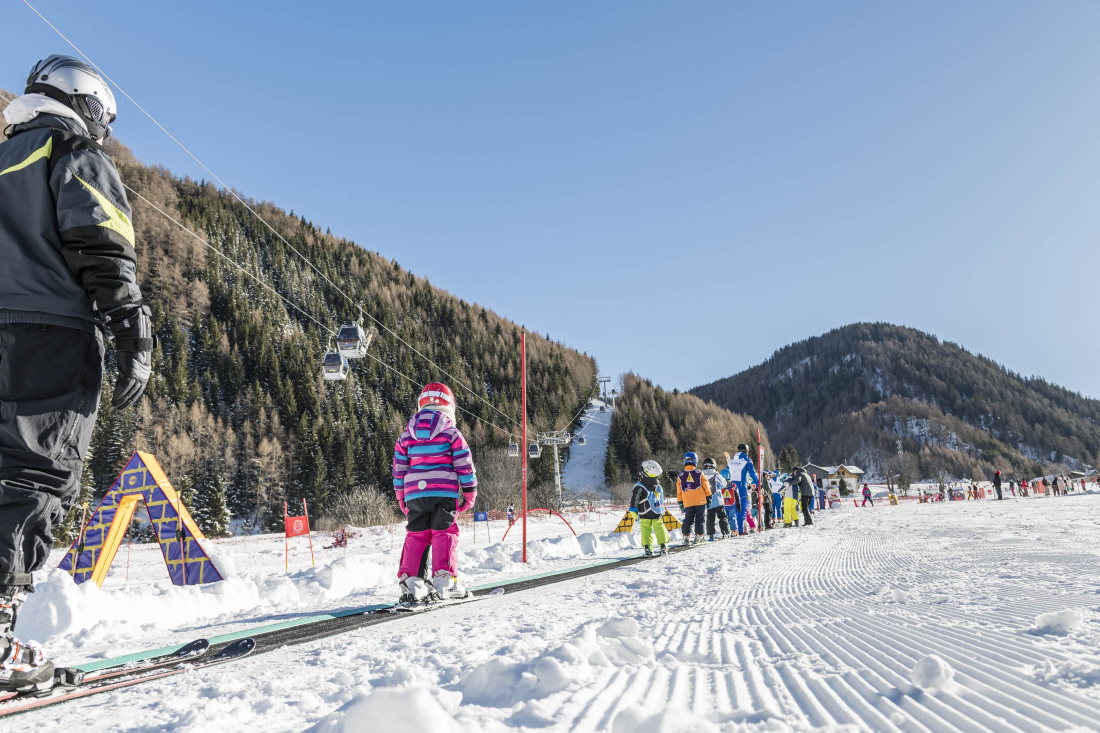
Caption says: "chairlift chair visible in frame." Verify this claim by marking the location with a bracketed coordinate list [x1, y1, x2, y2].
[336, 323, 372, 359]
[528, 442, 542, 459]
[321, 349, 350, 381]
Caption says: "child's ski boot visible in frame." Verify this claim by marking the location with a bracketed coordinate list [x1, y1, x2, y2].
[431, 570, 470, 600]
[398, 573, 434, 605]
[643, 547, 653, 558]
[659, 544, 669, 556]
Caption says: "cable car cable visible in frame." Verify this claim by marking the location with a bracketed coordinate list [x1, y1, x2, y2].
[21, 0, 522, 433]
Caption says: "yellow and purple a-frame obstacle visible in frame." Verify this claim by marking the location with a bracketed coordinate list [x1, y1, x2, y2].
[58, 451, 223, 587]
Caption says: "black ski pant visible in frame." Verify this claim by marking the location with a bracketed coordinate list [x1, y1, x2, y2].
[705, 506, 729, 537]
[682, 505, 705, 537]
[0, 324, 102, 590]
[800, 495, 814, 525]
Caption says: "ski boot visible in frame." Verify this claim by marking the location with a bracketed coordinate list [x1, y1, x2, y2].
[659, 544, 669, 556]
[642, 547, 653, 558]
[0, 635, 53, 694]
[398, 573, 434, 605]
[431, 570, 470, 600]
[681, 535, 691, 547]
[0, 587, 54, 694]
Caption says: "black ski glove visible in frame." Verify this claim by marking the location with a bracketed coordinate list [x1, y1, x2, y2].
[106, 303, 155, 408]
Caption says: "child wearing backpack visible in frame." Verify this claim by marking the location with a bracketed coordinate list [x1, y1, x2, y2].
[628, 460, 670, 556]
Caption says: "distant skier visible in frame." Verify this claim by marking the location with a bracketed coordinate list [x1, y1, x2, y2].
[782, 471, 801, 527]
[701, 458, 730, 540]
[676, 451, 712, 545]
[628, 460, 670, 556]
[793, 466, 815, 525]
[0, 55, 153, 693]
[861, 483, 874, 507]
[992, 471, 1003, 500]
[768, 471, 784, 523]
[393, 383, 477, 604]
[724, 444, 760, 535]
[506, 504, 516, 526]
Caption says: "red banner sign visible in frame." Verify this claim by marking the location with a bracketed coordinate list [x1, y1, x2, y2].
[284, 515, 310, 538]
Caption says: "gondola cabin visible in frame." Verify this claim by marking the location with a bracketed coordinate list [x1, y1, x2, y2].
[336, 324, 372, 359]
[322, 350, 349, 381]
[576, 435, 587, 446]
[507, 441, 520, 458]
[528, 443, 542, 459]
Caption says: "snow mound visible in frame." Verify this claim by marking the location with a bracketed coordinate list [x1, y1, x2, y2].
[1031, 609, 1085, 635]
[20, 552, 391, 647]
[1036, 656, 1100, 696]
[307, 684, 462, 733]
[910, 655, 955, 691]
[454, 617, 653, 708]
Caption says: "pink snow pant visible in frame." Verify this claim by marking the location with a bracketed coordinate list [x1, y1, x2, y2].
[397, 497, 460, 578]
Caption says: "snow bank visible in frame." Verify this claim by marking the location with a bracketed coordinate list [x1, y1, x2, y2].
[454, 617, 653, 708]
[910, 655, 955, 691]
[21, 553, 390, 648]
[1031, 609, 1085, 635]
[307, 684, 462, 733]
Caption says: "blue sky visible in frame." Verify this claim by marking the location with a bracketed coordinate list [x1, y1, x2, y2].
[4, 1, 1100, 398]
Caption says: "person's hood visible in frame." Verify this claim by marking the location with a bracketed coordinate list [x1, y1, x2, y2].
[4, 93, 89, 136]
[407, 407, 454, 440]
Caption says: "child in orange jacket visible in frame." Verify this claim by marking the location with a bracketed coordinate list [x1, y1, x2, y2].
[676, 451, 712, 545]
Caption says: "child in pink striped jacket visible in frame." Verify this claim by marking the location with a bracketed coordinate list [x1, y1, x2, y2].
[393, 382, 477, 603]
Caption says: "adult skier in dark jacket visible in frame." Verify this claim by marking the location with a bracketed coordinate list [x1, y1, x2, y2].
[792, 466, 815, 526]
[0, 55, 152, 692]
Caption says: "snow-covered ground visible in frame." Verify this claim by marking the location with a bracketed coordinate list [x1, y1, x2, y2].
[14, 493, 1100, 731]
[561, 399, 612, 497]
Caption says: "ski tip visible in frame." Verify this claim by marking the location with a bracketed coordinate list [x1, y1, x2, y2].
[216, 638, 256, 657]
[488, 587, 506, 596]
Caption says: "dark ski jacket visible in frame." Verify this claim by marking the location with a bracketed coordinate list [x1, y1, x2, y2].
[793, 471, 815, 497]
[0, 107, 141, 329]
[629, 476, 665, 519]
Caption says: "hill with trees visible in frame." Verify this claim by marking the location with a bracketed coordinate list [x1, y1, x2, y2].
[690, 322, 1100, 480]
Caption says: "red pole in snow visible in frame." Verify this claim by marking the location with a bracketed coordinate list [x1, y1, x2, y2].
[521, 331, 528, 564]
[756, 428, 765, 527]
[303, 498, 316, 567]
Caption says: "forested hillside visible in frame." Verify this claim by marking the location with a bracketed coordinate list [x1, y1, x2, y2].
[1, 93, 597, 538]
[691, 322, 1100, 479]
[605, 374, 771, 490]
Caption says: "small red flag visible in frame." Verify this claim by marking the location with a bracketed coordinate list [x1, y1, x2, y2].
[284, 515, 310, 538]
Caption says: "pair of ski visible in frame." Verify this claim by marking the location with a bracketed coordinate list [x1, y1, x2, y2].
[0, 637, 256, 717]
[379, 586, 506, 613]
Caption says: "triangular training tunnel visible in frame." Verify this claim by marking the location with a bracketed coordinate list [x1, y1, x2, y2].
[58, 451, 223, 587]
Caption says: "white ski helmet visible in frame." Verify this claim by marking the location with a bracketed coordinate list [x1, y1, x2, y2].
[640, 460, 663, 478]
[25, 54, 117, 141]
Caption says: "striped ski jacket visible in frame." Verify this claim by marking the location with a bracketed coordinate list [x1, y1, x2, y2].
[392, 408, 477, 503]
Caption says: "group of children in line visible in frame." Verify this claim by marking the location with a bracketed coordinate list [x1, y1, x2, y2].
[626, 445, 818, 556]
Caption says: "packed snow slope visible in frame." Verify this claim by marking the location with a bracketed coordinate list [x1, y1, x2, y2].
[561, 399, 612, 496]
[16, 494, 1100, 732]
